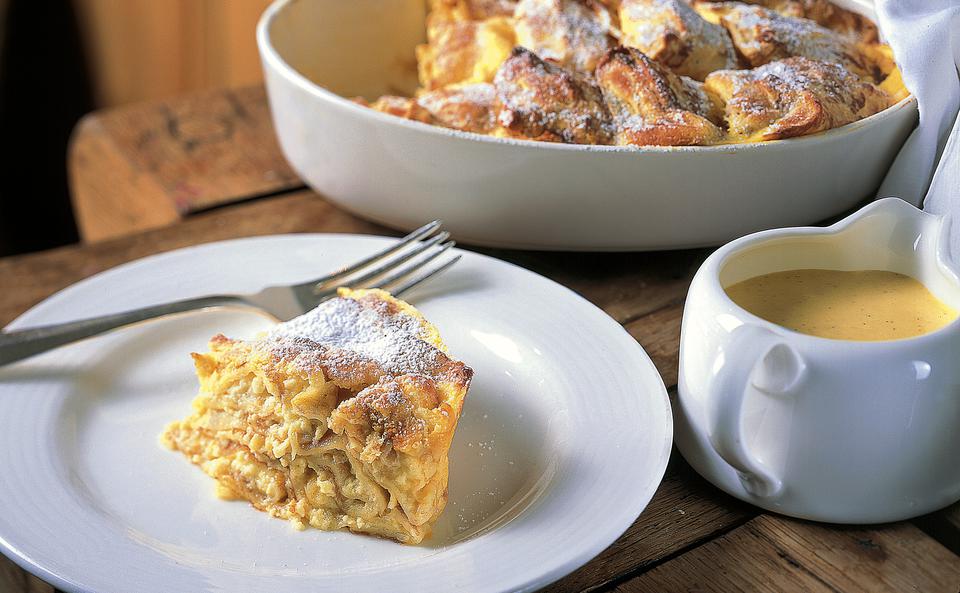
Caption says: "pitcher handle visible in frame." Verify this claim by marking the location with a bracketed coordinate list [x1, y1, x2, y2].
[708, 324, 805, 498]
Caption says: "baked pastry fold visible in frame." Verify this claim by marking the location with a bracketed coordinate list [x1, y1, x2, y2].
[704, 56, 890, 140]
[703, 3, 876, 80]
[369, 84, 500, 135]
[597, 46, 723, 145]
[620, 0, 738, 81]
[365, 96, 436, 124]
[695, 0, 879, 42]
[494, 47, 614, 144]
[417, 83, 501, 133]
[513, 0, 617, 73]
[367, 0, 903, 145]
[162, 289, 473, 544]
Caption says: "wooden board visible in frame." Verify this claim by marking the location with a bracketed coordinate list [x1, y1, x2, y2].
[916, 502, 960, 557]
[68, 85, 302, 242]
[0, 192, 378, 327]
[618, 515, 960, 593]
[76, 1, 272, 106]
[0, 560, 54, 593]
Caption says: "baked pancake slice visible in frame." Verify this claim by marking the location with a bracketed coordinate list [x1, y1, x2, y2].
[161, 288, 473, 544]
[363, 96, 436, 125]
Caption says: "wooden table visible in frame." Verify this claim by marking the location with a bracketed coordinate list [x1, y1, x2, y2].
[3, 85, 960, 593]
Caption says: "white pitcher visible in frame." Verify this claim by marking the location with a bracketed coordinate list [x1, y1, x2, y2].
[676, 198, 960, 523]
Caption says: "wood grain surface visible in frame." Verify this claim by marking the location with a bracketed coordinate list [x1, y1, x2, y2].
[68, 85, 302, 242]
[0, 561, 54, 593]
[619, 516, 960, 593]
[4, 86, 960, 593]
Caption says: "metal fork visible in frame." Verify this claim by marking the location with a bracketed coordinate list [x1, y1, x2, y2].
[0, 221, 459, 367]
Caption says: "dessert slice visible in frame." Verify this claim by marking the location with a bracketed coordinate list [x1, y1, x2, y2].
[362, 95, 436, 124]
[162, 288, 473, 544]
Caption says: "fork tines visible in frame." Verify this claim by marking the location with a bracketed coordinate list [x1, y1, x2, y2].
[313, 221, 459, 297]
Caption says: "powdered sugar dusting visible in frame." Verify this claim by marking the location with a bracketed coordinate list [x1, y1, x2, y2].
[621, 0, 737, 70]
[264, 296, 443, 377]
[417, 83, 499, 133]
[722, 3, 868, 76]
[424, 82, 497, 106]
[494, 47, 614, 144]
[726, 57, 862, 113]
[514, 0, 614, 72]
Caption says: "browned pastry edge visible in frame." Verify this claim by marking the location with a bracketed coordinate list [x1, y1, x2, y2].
[596, 45, 724, 145]
[494, 46, 615, 144]
[704, 56, 891, 140]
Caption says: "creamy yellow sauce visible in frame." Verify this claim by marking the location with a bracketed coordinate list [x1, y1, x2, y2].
[724, 269, 957, 341]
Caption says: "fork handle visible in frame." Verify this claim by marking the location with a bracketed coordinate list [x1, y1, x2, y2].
[0, 295, 246, 367]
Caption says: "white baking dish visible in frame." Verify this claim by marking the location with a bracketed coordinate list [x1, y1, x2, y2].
[257, 0, 918, 251]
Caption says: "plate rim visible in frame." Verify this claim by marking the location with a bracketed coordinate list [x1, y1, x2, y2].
[0, 233, 673, 593]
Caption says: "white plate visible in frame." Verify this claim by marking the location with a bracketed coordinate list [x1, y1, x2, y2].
[0, 235, 672, 593]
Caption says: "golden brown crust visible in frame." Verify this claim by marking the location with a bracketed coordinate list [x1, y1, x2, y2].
[619, 0, 738, 80]
[596, 46, 723, 145]
[367, 0, 902, 146]
[695, 0, 879, 42]
[784, 0, 878, 43]
[706, 3, 877, 81]
[704, 56, 891, 140]
[494, 47, 614, 144]
[514, 0, 617, 73]
[417, 83, 501, 134]
[367, 86, 500, 135]
[367, 96, 436, 124]
[259, 289, 471, 389]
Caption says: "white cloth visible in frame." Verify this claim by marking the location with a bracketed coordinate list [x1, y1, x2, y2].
[875, 0, 960, 217]
[925, 97, 960, 260]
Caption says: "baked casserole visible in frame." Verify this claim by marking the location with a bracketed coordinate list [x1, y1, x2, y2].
[360, 0, 907, 146]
